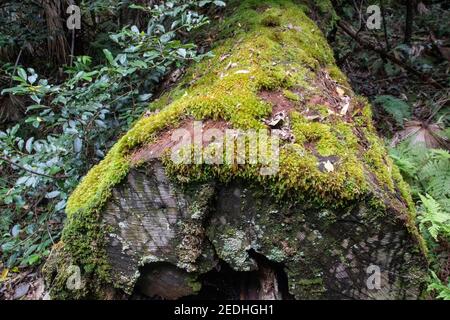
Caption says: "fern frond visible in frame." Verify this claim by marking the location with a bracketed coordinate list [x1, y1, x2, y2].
[373, 95, 411, 126]
[428, 271, 450, 300]
[419, 158, 450, 198]
[418, 194, 450, 241]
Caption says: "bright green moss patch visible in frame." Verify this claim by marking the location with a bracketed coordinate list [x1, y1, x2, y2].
[52, 0, 424, 298]
[261, 8, 282, 27]
[283, 89, 301, 102]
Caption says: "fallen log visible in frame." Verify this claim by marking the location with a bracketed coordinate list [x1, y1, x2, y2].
[43, 0, 428, 300]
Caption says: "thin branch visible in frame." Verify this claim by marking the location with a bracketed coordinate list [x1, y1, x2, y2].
[337, 20, 444, 90]
[70, 28, 75, 67]
[380, 0, 390, 51]
[10, 47, 23, 87]
[404, 0, 415, 45]
[0, 156, 67, 180]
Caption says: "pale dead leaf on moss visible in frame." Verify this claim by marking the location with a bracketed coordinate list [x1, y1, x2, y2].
[225, 61, 237, 70]
[219, 54, 231, 62]
[324, 160, 334, 172]
[286, 23, 302, 32]
[328, 109, 337, 115]
[144, 109, 160, 118]
[264, 111, 287, 128]
[235, 70, 250, 74]
[304, 115, 320, 121]
[336, 87, 345, 97]
[340, 96, 351, 115]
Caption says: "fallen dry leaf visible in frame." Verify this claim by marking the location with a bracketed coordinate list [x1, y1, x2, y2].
[219, 54, 231, 62]
[323, 160, 335, 172]
[13, 283, 29, 300]
[340, 96, 351, 115]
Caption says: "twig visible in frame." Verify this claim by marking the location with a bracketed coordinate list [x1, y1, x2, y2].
[380, 0, 390, 51]
[404, 0, 415, 45]
[337, 20, 444, 90]
[10, 47, 24, 87]
[70, 28, 75, 67]
[0, 156, 67, 180]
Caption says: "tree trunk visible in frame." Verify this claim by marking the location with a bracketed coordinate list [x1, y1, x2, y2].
[404, 0, 415, 44]
[43, 0, 428, 300]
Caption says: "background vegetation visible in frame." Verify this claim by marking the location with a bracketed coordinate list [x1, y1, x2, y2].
[333, 0, 450, 299]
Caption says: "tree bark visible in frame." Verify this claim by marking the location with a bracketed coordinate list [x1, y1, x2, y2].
[404, 0, 415, 44]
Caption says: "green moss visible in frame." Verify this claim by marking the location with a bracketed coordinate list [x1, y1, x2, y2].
[326, 66, 349, 87]
[283, 89, 301, 102]
[290, 275, 326, 298]
[298, 277, 323, 286]
[308, 0, 340, 34]
[308, 104, 329, 117]
[186, 275, 202, 293]
[391, 165, 429, 256]
[353, 98, 374, 127]
[261, 8, 282, 27]
[362, 128, 395, 191]
[50, 0, 425, 298]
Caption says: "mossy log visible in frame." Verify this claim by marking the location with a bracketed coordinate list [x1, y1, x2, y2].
[43, 0, 428, 300]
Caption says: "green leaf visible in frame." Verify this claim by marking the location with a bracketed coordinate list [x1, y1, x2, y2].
[138, 93, 152, 102]
[45, 190, 60, 199]
[74, 137, 83, 153]
[214, 1, 226, 6]
[24, 254, 40, 266]
[30, 95, 41, 104]
[177, 48, 187, 58]
[11, 224, 20, 237]
[118, 54, 127, 65]
[160, 32, 175, 43]
[16, 176, 29, 185]
[55, 199, 66, 211]
[28, 74, 38, 84]
[103, 49, 117, 66]
[17, 68, 27, 81]
[25, 137, 34, 153]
